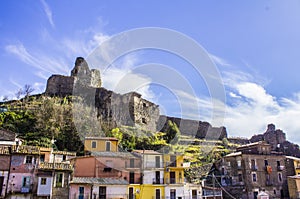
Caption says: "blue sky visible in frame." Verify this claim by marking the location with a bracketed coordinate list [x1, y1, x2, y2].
[1, 1, 300, 143]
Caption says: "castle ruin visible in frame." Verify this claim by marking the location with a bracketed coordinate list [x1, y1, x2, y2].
[45, 57, 227, 139]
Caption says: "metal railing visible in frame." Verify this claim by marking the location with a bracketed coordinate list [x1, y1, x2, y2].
[38, 162, 73, 170]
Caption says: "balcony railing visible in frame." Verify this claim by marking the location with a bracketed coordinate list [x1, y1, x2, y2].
[38, 162, 73, 170]
[165, 178, 184, 184]
[71, 194, 128, 199]
[144, 162, 163, 169]
[11, 145, 39, 154]
[277, 165, 284, 171]
[0, 146, 10, 154]
[152, 178, 164, 184]
[266, 181, 273, 186]
[251, 166, 258, 171]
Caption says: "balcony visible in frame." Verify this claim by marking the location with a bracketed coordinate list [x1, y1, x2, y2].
[237, 165, 242, 170]
[144, 162, 163, 169]
[152, 178, 164, 184]
[251, 166, 258, 171]
[38, 162, 73, 171]
[0, 146, 10, 154]
[277, 165, 285, 171]
[11, 145, 39, 154]
[266, 181, 273, 186]
[165, 178, 184, 184]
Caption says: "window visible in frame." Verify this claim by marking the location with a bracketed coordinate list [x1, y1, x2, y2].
[40, 155, 45, 163]
[130, 158, 134, 168]
[92, 141, 97, 148]
[55, 173, 63, 187]
[63, 155, 66, 161]
[227, 161, 231, 167]
[22, 176, 30, 187]
[251, 159, 256, 169]
[264, 160, 268, 166]
[238, 173, 243, 182]
[79, 187, 84, 199]
[41, 178, 47, 185]
[274, 190, 277, 195]
[252, 173, 257, 182]
[277, 161, 281, 167]
[237, 160, 241, 168]
[155, 156, 160, 168]
[142, 118, 147, 124]
[278, 173, 282, 182]
[25, 156, 33, 164]
[105, 141, 111, 151]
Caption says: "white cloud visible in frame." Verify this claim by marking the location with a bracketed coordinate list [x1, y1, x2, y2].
[40, 0, 55, 28]
[5, 43, 69, 77]
[209, 53, 231, 67]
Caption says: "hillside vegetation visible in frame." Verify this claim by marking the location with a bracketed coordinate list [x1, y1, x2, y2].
[0, 95, 237, 182]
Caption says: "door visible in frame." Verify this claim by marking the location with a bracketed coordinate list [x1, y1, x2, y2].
[0, 176, 4, 196]
[155, 189, 161, 199]
[78, 186, 84, 199]
[170, 189, 176, 199]
[129, 187, 134, 199]
[170, 171, 176, 184]
[192, 190, 197, 199]
[129, 172, 135, 184]
[155, 171, 160, 184]
[99, 186, 106, 199]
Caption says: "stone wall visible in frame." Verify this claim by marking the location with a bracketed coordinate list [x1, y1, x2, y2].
[45, 75, 74, 96]
[157, 115, 227, 140]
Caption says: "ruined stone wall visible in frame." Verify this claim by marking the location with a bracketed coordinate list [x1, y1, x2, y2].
[131, 93, 160, 132]
[45, 75, 74, 96]
[157, 115, 227, 140]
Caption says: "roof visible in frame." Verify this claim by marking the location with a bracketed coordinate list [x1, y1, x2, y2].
[70, 177, 128, 185]
[91, 151, 139, 158]
[225, 151, 242, 157]
[237, 141, 269, 149]
[84, 137, 118, 141]
[132, 150, 162, 155]
[288, 175, 300, 179]
[0, 129, 16, 141]
[286, 156, 300, 161]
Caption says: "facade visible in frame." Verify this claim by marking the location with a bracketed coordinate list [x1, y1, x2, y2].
[287, 175, 300, 199]
[0, 131, 75, 199]
[215, 141, 288, 199]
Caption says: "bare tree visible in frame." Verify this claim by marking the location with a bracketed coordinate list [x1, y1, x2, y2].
[15, 88, 23, 99]
[2, 95, 8, 101]
[23, 84, 34, 97]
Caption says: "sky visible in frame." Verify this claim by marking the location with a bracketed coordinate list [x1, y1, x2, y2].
[1, 1, 300, 143]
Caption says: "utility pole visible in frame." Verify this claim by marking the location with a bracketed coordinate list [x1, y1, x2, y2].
[212, 173, 216, 199]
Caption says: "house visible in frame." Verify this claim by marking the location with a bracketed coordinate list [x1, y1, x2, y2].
[287, 175, 300, 199]
[285, 156, 300, 176]
[71, 137, 141, 199]
[214, 141, 288, 199]
[84, 137, 119, 154]
[131, 150, 165, 199]
[0, 145, 10, 198]
[69, 177, 129, 199]
[164, 153, 190, 199]
[36, 147, 76, 198]
[6, 145, 40, 199]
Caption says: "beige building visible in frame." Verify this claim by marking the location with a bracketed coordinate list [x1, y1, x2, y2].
[215, 141, 288, 199]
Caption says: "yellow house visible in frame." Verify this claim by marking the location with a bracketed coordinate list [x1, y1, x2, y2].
[164, 153, 190, 198]
[84, 137, 119, 153]
[288, 175, 300, 199]
[286, 156, 300, 175]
